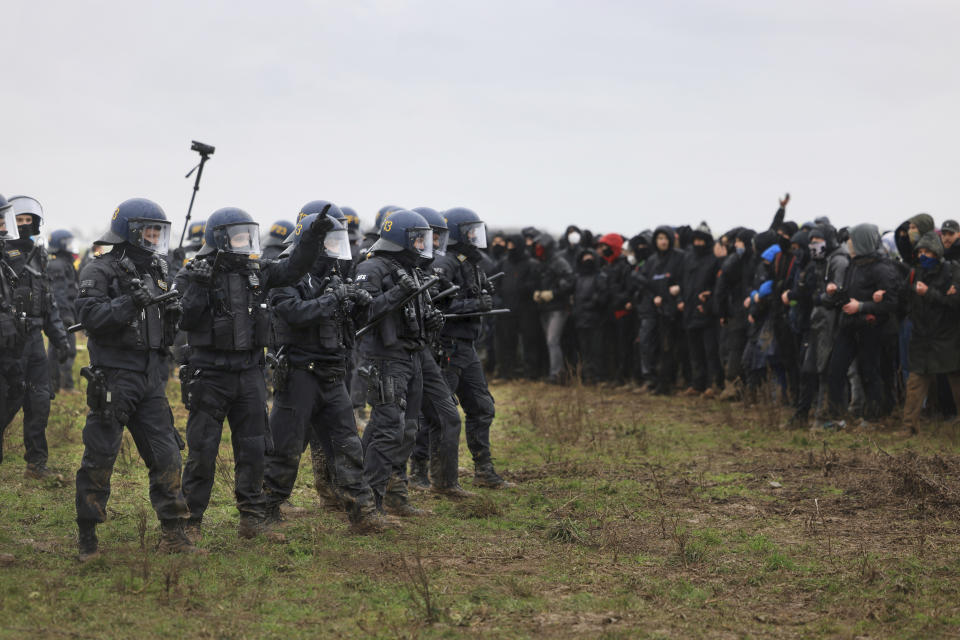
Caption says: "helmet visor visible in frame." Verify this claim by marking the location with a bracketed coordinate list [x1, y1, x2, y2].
[322, 228, 353, 260]
[128, 218, 171, 254]
[460, 221, 487, 249]
[0, 204, 14, 239]
[214, 222, 261, 255]
[9, 196, 43, 220]
[432, 227, 449, 256]
[407, 227, 433, 260]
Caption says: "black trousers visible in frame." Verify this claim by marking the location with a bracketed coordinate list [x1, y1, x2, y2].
[441, 338, 495, 467]
[576, 326, 605, 383]
[827, 324, 891, 419]
[75, 360, 189, 524]
[263, 368, 373, 518]
[360, 354, 423, 503]
[411, 348, 462, 487]
[0, 346, 25, 464]
[687, 325, 722, 391]
[2, 330, 51, 465]
[181, 367, 269, 519]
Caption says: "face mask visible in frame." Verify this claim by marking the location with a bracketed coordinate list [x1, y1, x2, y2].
[567, 232, 581, 246]
[919, 254, 939, 270]
[18, 224, 33, 240]
[579, 258, 596, 273]
[735, 246, 745, 256]
[626, 253, 637, 265]
[694, 244, 710, 256]
[908, 229, 921, 244]
[491, 244, 506, 258]
[809, 241, 826, 260]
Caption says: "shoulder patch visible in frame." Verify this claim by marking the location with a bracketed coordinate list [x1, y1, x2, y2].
[157, 280, 168, 291]
[80, 279, 97, 288]
[457, 254, 468, 263]
[6, 249, 21, 258]
[355, 274, 368, 281]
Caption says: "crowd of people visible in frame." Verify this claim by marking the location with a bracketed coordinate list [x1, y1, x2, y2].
[1, 191, 957, 562]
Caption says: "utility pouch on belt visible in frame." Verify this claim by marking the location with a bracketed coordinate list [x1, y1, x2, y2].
[358, 361, 387, 405]
[178, 366, 197, 410]
[272, 354, 290, 394]
[80, 366, 110, 414]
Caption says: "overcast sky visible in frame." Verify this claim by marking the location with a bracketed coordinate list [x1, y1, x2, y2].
[3, 0, 958, 244]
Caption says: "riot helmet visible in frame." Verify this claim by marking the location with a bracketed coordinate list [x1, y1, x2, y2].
[9, 195, 44, 238]
[443, 207, 487, 249]
[375, 205, 403, 233]
[263, 219, 295, 248]
[0, 194, 14, 240]
[368, 209, 433, 259]
[199, 207, 261, 256]
[96, 198, 171, 255]
[412, 207, 449, 256]
[184, 220, 207, 251]
[297, 200, 344, 225]
[49, 229, 77, 254]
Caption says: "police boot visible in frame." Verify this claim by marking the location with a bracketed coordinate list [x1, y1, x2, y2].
[158, 519, 206, 555]
[428, 456, 474, 499]
[183, 517, 202, 544]
[408, 458, 430, 490]
[474, 461, 516, 489]
[77, 521, 99, 562]
[264, 503, 295, 529]
[383, 474, 426, 517]
[238, 514, 287, 543]
[25, 463, 65, 484]
[311, 447, 344, 511]
[279, 501, 308, 518]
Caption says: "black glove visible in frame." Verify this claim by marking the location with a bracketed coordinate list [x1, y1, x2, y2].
[424, 308, 445, 332]
[130, 287, 153, 308]
[478, 292, 493, 311]
[347, 283, 373, 307]
[164, 299, 183, 324]
[307, 212, 335, 239]
[55, 339, 70, 363]
[326, 283, 348, 302]
[187, 260, 213, 286]
[396, 271, 418, 295]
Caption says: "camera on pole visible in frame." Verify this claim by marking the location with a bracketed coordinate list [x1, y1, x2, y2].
[178, 140, 215, 250]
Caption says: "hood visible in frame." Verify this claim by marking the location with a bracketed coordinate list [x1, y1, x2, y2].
[909, 213, 935, 236]
[849, 223, 881, 257]
[597, 233, 623, 263]
[653, 225, 674, 253]
[576, 248, 600, 273]
[533, 233, 556, 260]
[754, 230, 777, 255]
[915, 231, 944, 259]
[559, 225, 582, 250]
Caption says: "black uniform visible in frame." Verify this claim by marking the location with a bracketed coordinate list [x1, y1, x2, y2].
[176, 240, 319, 523]
[0, 238, 69, 467]
[74, 248, 189, 526]
[0, 248, 26, 464]
[354, 252, 428, 507]
[47, 249, 79, 392]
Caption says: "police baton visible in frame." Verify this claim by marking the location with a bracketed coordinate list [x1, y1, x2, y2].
[431, 284, 460, 303]
[443, 308, 512, 319]
[355, 275, 440, 339]
[68, 290, 182, 333]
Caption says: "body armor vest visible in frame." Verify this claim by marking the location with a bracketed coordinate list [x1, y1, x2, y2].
[187, 265, 271, 351]
[91, 257, 167, 351]
[271, 273, 345, 352]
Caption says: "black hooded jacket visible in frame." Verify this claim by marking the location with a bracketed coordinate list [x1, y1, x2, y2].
[680, 238, 718, 329]
[533, 234, 574, 312]
[636, 226, 684, 319]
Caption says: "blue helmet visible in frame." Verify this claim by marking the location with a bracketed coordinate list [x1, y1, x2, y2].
[369, 209, 433, 259]
[199, 207, 261, 256]
[263, 219, 295, 248]
[297, 200, 344, 226]
[282, 213, 352, 260]
[97, 198, 171, 254]
[0, 194, 13, 240]
[443, 207, 487, 249]
[185, 220, 206, 250]
[412, 207, 449, 256]
[49, 229, 75, 253]
[375, 205, 403, 233]
[341, 206, 360, 230]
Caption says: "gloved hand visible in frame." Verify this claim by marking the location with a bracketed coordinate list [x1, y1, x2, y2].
[130, 287, 153, 308]
[186, 260, 213, 285]
[327, 283, 349, 302]
[424, 308, 445, 332]
[307, 212, 335, 239]
[396, 271, 418, 295]
[540, 289, 555, 303]
[164, 299, 183, 324]
[533, 290, 543, 303]
[478, 292, 493, 311]
[54, 339, 70, 363]
[347, 283, 373, 307]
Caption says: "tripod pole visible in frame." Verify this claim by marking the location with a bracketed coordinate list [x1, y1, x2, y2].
[178, 154, 210, 249]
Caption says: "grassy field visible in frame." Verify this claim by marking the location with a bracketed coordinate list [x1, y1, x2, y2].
[2, 343, 960, 639]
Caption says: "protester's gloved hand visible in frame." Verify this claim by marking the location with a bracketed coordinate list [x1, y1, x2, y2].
[539, 290, 555, 303]
[533, 290, 543, 303]
[130, 287, 153, 308]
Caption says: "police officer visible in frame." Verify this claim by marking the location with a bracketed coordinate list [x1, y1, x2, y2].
[407, 207, 472, 498]
[0, 195, 70, 480]
[0, 195, 26, 465]
[47, 229, 80, 393]
[355, 209, 435, 514]
[432, 208, 514, 489]
[176, 207, 330, 541]
[261, 219, 295, 261]
[74, 198, 198, 560]
[262, 210, 388, 532]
